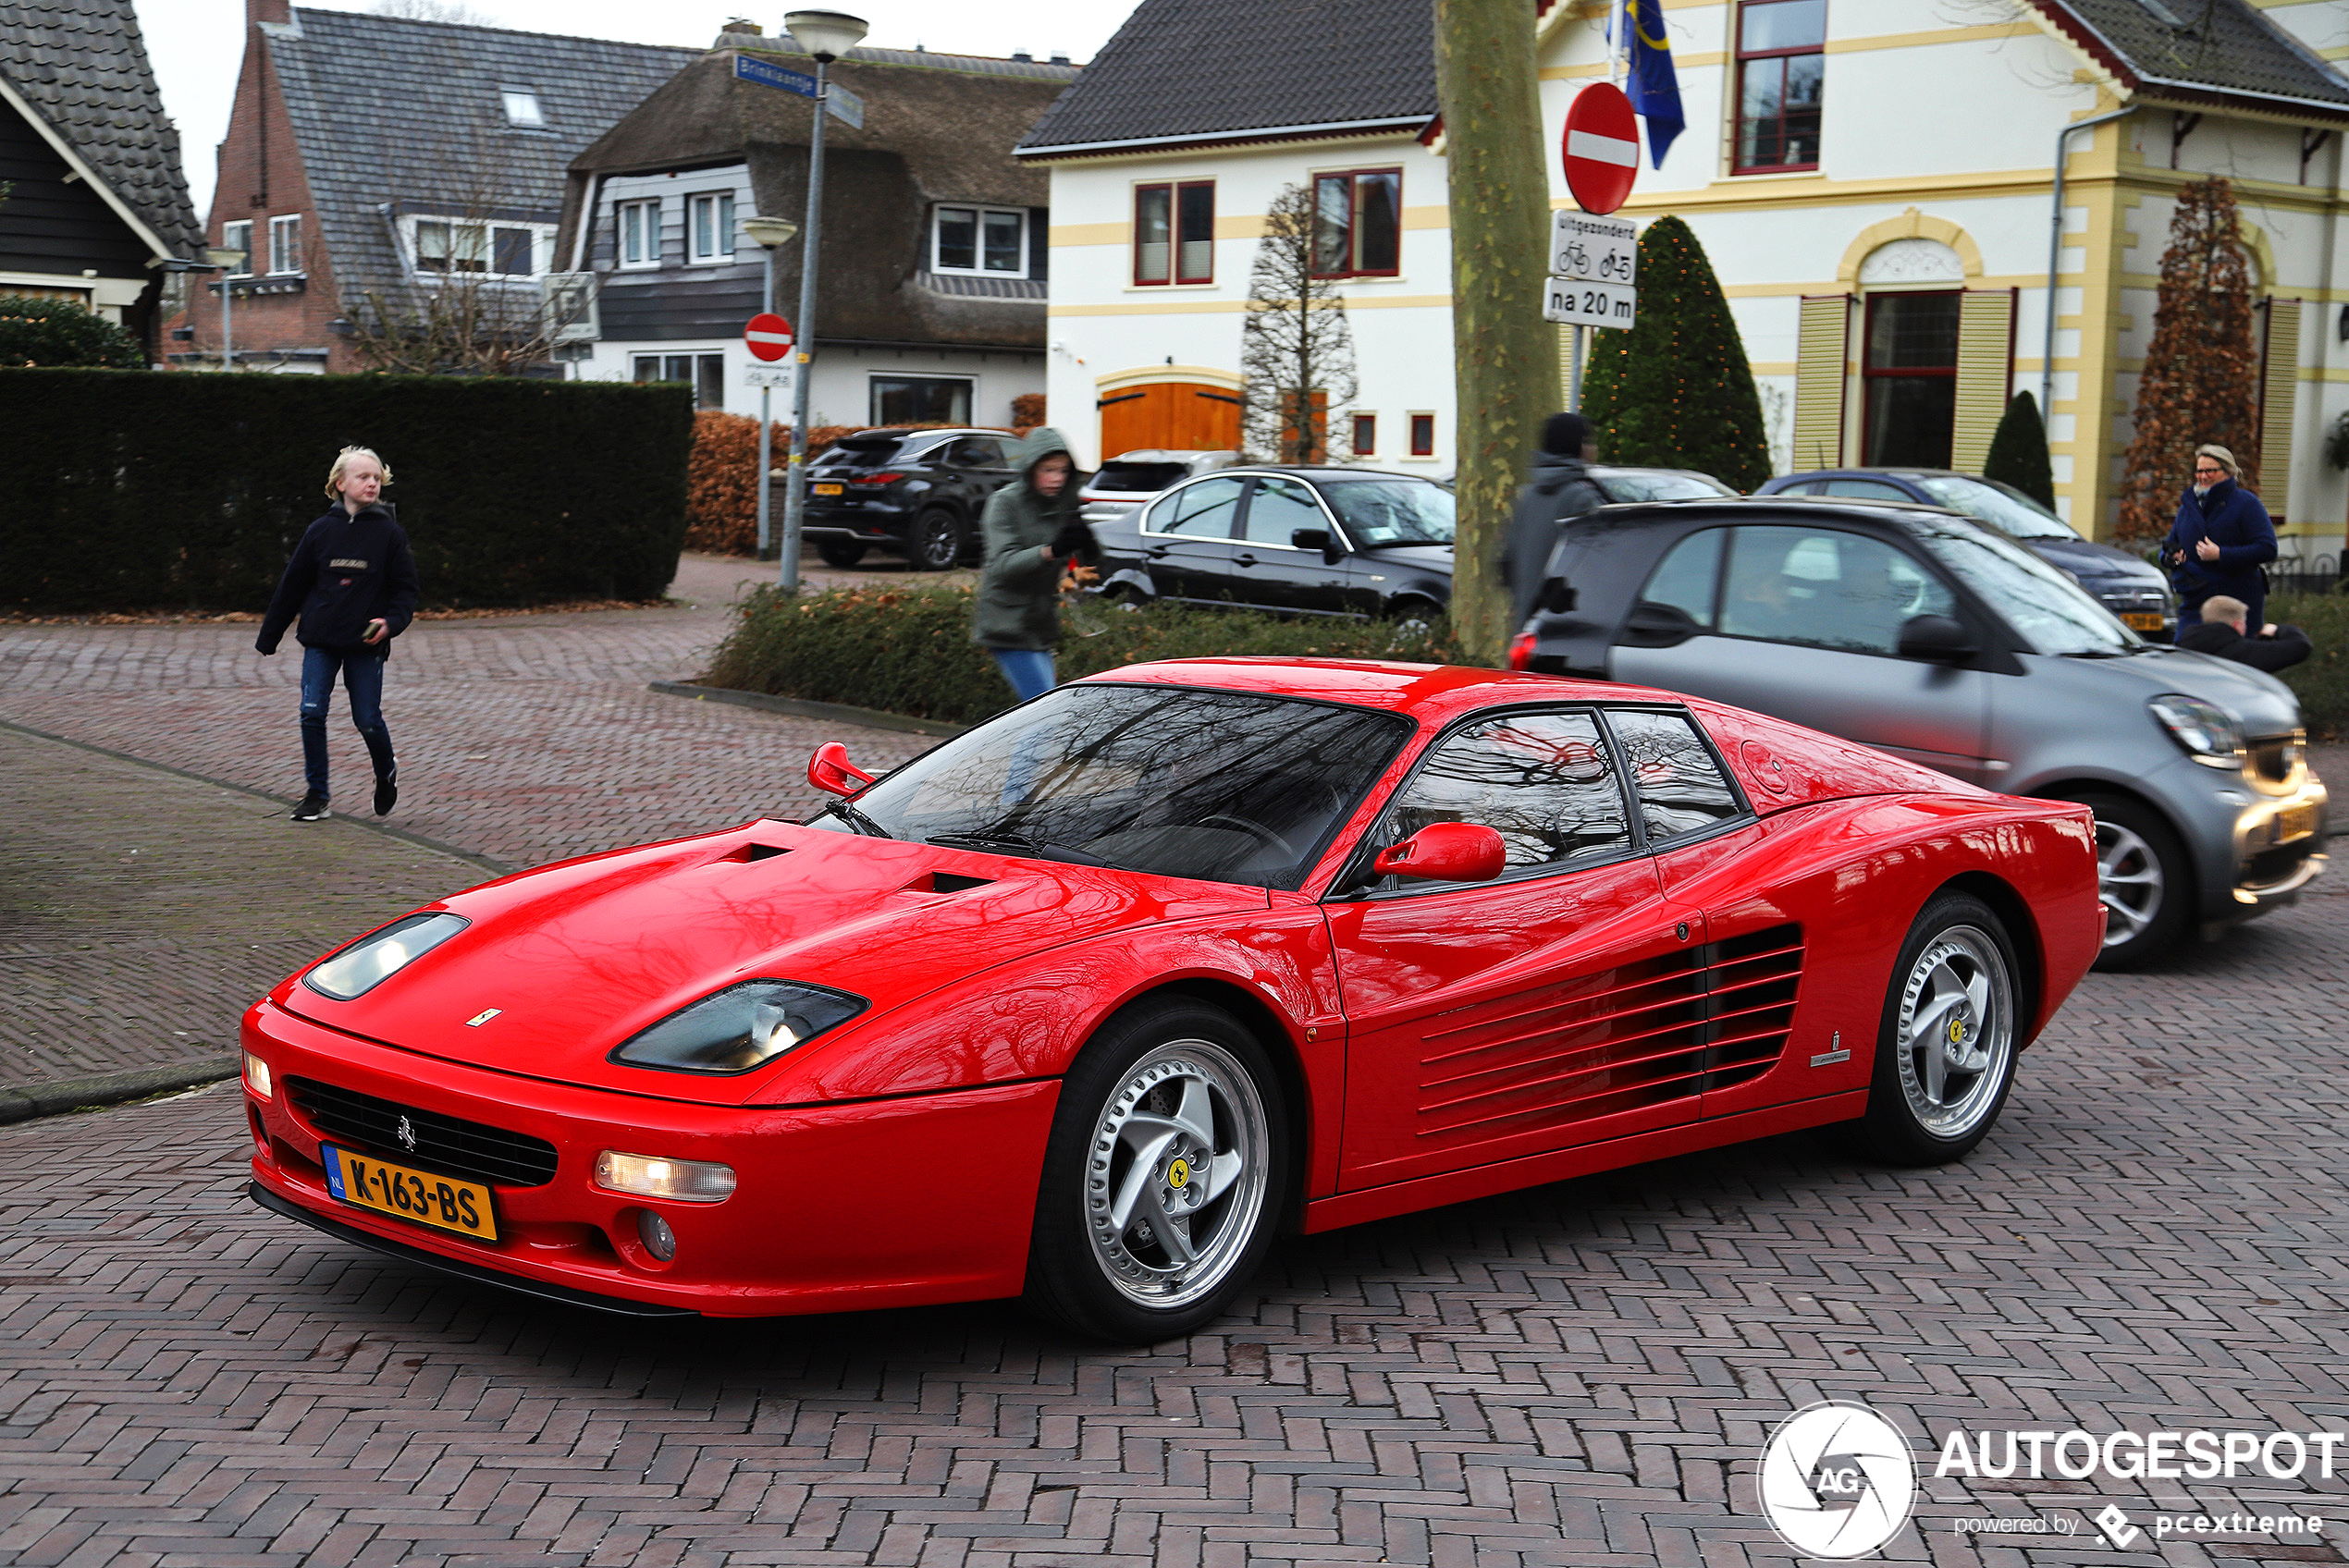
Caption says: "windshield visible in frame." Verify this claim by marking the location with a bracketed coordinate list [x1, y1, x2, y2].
[1320, 478, 1456, 546]
[1904, 517, 2139, 655]
[1595, 470, 1734, 502]
[818, 682, 1413, 888]
[1913, 476, 2078, 542]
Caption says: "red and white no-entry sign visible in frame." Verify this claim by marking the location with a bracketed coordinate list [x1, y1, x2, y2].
[744, 312, 794, 361]
[1561, 82, 1640, 215]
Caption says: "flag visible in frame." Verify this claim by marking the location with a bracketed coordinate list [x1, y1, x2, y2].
[1623, 0, 1684, 168]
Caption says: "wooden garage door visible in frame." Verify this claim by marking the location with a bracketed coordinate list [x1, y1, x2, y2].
[1098, 381, 1243, 456]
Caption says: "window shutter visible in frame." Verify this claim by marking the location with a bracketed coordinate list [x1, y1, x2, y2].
[1793, 296, 1848, 470]
[1949, 288, 2016, 473]
[2258, 299, 2301, 523]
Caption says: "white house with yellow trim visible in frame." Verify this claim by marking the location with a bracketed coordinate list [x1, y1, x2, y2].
[1016, 0, 2348, 557]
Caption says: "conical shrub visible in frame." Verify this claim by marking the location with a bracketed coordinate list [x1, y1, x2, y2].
[1983, 391, 2056, 508]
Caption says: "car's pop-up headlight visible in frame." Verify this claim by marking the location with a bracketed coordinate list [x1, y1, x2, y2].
[610, 979, 867, 1074]
[302, 913, 468, 1000]
[2148, 693, 2245, 770]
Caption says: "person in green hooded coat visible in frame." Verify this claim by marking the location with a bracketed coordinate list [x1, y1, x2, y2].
[973, 426, 1098, 701]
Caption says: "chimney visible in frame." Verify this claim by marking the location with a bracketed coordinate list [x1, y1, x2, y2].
[1011, 48, 1033, 61]
[248, 0, 291, 24]
[724, 17, 763, 33]
[1050, 51, 1071, 66]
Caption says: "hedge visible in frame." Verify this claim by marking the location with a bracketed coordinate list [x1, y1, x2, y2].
[2269, 593, 2347, 741]
[0, 367, 693, 611]
[703, 583, 1471, 726]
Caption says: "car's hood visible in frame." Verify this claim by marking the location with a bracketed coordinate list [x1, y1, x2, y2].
[1359, 543, 1455, 576]
[2025, 536, 2165, 584]
[278, 822, 1266, 1103]
[2028, 643, 2303, 734]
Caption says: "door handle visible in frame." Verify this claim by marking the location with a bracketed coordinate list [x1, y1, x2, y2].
[1145, 546, 1170, 559]
[1234, 553, 1258, 567]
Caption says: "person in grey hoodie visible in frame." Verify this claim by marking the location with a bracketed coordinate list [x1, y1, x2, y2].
[1504, 412, 1608, 634]
[972, 427, 1095, 702]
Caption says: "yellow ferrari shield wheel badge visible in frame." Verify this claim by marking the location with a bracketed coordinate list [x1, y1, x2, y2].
[1167, 1158, 1191, 1190]
[1948, 1016, 1967, 1045]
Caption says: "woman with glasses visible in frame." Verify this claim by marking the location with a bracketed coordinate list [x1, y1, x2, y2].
[2160, 444, 2275, 632]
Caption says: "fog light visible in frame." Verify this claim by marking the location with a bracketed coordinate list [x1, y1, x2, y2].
[637, 1210, 677, 1261]
[594, 1150, 736, 1203]
[241, 1050, 273, 1099]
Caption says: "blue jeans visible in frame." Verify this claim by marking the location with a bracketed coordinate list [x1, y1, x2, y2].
[300, 645, 395, 802]
[990, 648, 1056, 704]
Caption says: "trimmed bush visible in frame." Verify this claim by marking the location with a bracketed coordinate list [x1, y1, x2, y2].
[2269, 593, 2348, 741]
[0, 295, 142, 369]
[1983, 391, 2056, 508]
[0, 367, 692, 610]
[704, 583, 1475, 727]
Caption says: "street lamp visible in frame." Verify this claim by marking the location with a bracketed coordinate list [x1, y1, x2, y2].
[742, 214, 800, 557]
[777, 6, 867, 592]
[203, 245, 244, 371]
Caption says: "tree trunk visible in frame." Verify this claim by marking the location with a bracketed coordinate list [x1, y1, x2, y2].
[1435, 0, 1559, 664]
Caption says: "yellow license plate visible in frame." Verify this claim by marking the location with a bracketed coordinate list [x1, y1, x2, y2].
[323, 1144, 498, 1241]
[2122, 612, 2164, 631]
[812, 483, 843, 496]
[2276, 802, 2318, 844]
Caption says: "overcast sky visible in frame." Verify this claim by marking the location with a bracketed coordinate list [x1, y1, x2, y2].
[147, 1, 1135, 220]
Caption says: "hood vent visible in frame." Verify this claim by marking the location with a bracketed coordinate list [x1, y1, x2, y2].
[900, 871, 994, 895]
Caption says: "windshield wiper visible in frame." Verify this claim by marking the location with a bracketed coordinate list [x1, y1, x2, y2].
[927, 830, 1114, 867]
[825, 800, 892, 839]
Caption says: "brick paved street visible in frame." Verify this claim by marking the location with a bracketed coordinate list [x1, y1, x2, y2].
[3, 559, 2345, 1566]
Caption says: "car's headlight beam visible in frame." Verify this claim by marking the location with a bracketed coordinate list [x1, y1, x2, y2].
[2148, 693, 2245, 770]
[609, 979, 867, 1074]
[302, 913, 469, 1000]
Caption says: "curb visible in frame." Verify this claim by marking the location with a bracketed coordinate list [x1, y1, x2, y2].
[648, 680, 968, 739]
[0, 1057, 238, 1126]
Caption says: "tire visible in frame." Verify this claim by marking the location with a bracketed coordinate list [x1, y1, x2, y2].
[1839, 892, 2020, 1165]
[908, 508, 965, 571]
[814, 539, 867, 568]
[1023, 998, 1286, 1342]
[1384, 596, 1441, 645]
[2060, 791, 2190, 972]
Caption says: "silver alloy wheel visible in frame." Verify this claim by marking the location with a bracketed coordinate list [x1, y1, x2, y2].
[1082, 1039, 1270, 1309]
[2094, 817, 2164, 948]
[1895, 924, 2014, 1140]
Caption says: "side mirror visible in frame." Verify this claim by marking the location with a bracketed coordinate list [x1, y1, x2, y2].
[807, 741, 876, 798]
[1291, 527, 1342, 563]
[1618, 601, 1700, 648]
[1371, 822, 1507, 883]
[1897, 614, 1978, 664]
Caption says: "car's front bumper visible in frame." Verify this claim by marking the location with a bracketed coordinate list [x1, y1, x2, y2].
[240, 999, 1057, 1317]
[2154, 757, 2330, 931]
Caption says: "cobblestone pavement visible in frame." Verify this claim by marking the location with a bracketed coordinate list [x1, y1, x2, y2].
[0, 729, 488, 1089]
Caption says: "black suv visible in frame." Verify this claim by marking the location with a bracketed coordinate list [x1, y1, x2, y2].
[802, 428, 1019, 570]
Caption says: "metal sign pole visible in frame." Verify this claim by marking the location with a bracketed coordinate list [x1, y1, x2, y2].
[780, 58, 830, 594]
[1567, 325, 1585, 413]
[756, 245, 775, 557]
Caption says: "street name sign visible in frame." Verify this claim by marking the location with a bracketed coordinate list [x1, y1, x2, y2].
[1543, 277, 1638, 330]
[744, 312, 794, 361]
[732, 54, 865, 128]
[1560, 82, 1640, 215]
[1550, 211, 1637, 283]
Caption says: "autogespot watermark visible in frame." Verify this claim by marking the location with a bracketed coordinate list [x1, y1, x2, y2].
[1753, 1400, 2336, 1557]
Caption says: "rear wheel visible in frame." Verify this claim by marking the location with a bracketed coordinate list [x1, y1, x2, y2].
[1384, 595, 1441, 645]
[1841, 891, 2020, 1165]
[2060, 791, 2189, 971]
[1023, 999, 1285, 1342]
[908, 508, 965, 571]
[814, 539, 867, 568]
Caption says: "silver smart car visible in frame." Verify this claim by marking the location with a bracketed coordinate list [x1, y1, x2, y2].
[1521, 496, 2327, 970]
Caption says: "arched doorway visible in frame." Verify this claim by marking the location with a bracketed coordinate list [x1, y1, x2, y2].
[1096, 370, 1244, 456]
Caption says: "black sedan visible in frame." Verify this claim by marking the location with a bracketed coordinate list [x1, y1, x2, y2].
[803, 427, 1019, 570]
[1753, 469, 2175, 639]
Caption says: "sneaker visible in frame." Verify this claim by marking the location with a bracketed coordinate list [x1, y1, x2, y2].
[373, 770, 399, 817]
[290, 794, 330, 822]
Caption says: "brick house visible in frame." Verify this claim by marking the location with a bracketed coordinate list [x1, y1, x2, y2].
[183, 0, 695, 373]
[0, 0, 203, 358]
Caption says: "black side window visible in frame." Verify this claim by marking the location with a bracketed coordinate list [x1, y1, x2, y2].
[1383, 710, 1633, 884]
[1640, 529, 1722, 627]
[1606, 709, 1744, 843]
[951, 437, 1003, 467]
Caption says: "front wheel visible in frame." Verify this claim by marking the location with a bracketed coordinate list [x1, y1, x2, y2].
[1840, 891, 2020, 1165]
[2060, 791, 2189, 971]
[1023, 999, 1285, 1341]
[908, 508, 965, 571]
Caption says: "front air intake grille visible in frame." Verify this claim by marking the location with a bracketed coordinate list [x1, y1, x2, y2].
[2246, 735, 2299, 787]
[286, 1077, 559, 1188]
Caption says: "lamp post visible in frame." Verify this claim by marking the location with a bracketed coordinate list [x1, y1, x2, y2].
[742, 214, 800, 557]
[204, 244, 243, 370]
[777, 7, 867, 592]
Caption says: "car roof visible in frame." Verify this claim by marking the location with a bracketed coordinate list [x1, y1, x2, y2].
[1080, 656, 1654, 726]
[1197, 464, 1439, 483]
[1770, 468, 1971, 483]
[1100, 448, 1235, 462]
[842, 426, 1002, 441]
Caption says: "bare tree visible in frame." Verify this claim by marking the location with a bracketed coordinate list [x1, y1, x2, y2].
[1238, 184, 1358, 464]
[372, 0, 500, 22]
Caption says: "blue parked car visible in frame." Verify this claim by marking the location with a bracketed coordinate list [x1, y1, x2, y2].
[1753, 469, 2175, 641]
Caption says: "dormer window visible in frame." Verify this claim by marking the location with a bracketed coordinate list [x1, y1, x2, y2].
[933, 205, 1026, 276]
[502, 90, 545, 129]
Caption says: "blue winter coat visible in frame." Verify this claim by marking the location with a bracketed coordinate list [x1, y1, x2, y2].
[2159, 478, 2274, 616]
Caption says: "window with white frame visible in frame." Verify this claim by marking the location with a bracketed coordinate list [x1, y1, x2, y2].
[617, 199, 661, 269]
[932, 205, 1026, 276]
[220, 220, 252, 276]
[409, 216, 548, 279]
[267, 214, 302, 275]
[688, 191, 736, 264]
[501, 90, 545, 129]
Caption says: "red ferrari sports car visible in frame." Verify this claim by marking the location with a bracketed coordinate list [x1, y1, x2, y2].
[243, 660, 2101, 1341]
